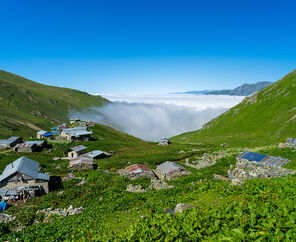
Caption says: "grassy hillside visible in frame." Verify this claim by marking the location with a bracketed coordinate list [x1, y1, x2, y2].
[0, 70, 108, 137]
[1, 123, 296, 240]
[172, 69, 296, 146]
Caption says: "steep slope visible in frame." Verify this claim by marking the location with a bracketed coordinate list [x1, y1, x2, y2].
[0, 69, 108, 137]
[172, 69, 296, 146]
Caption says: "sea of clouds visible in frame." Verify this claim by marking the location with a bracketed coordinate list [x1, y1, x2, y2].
[71, 94, 245, 141]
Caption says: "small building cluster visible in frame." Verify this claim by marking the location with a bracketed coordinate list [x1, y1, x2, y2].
[67, 145, 110, 170]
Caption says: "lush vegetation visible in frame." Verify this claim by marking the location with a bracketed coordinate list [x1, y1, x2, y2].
[172, 69, 296, 146]
[0, 122, 296, 241]
[0, 69, 108, 137]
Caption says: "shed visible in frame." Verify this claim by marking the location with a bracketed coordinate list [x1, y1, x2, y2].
[118, 163, 155, 180]
[37, 130, 47, 139]
[159, 138, 170, 146]
[154, 161, 191, 180]
[69, 157, 93, 170]
[81, 150, 110, 160]
[0, 156, 50, 194]
[37, 131, 53, 139]
[67, 145, 87, 158]
[237, 151, 289, 167]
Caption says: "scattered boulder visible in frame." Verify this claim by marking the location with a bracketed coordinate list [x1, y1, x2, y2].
[148, 179, 174, 190]
[62, 172, 75, 181]
[37, 205, 84, 222]
[278, 143, 287, 148]
[126, 184, 146, 193]
[164, 203, 193, 215]
[179, 150, 185, 154]
[56, 164, 61, 169]
[213, 174, 231, 181]
[175, 203, 193, 213]
[163, 209, 176, 215]
[185, 152, 226, 170]
[0, 214, 15, 223]
[76, 178, 88, 186]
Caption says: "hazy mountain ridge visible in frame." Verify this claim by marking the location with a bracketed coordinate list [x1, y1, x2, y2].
[176, 81, 272, 96]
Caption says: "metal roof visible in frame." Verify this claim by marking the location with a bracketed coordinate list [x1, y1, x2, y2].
[15, 141, 45, 148]
[286, 138, 296, 144]
[157, 161, 186, 175]
[0, 156, 50, 182]
[70, 130, 93, 137]
[37, 130, 47, 135]
[82, 150, 106, 158]
[69, 145, 87, 153]
[125, 164, 152, 174]
[62, 126, 88, 134]
[0, 137, 20, 145]
[70, 157, 93, 165]
[238, 151, 289, 167]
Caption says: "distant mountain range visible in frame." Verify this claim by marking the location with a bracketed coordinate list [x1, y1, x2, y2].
[174, 81, 273, 96]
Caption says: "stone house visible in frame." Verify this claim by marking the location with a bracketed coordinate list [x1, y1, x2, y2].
[14, 141, 47, 152]
[154, 161, 191, 180]
[118, 163, 155, 180]
[69, 157, 94, 170]
[0, 156, 50, 194]
[67, 145, 87, 158]
[81, 150, 110, 160]
[237, 151, 289, 167]
[60, 127, 93, 141]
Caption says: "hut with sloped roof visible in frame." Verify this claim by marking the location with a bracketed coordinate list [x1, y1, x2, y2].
[0, 156, 50, 194]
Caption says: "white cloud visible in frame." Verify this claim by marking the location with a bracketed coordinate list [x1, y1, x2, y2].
[72, 94, 244, 141]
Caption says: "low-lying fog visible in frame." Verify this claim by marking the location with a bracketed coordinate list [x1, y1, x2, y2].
[71, 94, 245, 141]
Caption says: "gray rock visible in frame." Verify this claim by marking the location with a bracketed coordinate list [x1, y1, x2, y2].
[163, 209, 176, 215]
[148, 179, 174, 190]
[126, 184, 146, 193]
[0, 214, 15, 223]
[174, 203, 193, 213]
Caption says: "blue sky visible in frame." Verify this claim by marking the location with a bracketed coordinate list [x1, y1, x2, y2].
[0, 0, 296, 94]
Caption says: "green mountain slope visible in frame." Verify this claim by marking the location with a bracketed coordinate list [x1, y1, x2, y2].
[172, 69, 296, 146]
[0, 69, 108, 137]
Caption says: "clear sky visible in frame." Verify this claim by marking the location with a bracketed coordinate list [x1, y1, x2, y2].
[1, 0, 296, 94]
